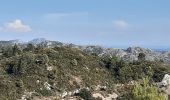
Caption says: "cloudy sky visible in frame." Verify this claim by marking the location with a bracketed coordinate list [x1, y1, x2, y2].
[0, 0, 170, 49]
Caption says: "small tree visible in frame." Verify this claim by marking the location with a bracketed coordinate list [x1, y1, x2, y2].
[12, 44, 21, 55]
[2, 47, 13, 57]
[24, 43, 35, 52]
[138, 53, 146, 61]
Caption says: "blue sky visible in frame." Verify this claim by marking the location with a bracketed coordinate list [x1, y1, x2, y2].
[0, 0, 170, 48]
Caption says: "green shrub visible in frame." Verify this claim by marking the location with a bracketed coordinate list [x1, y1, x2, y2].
[2, 46, 13, 57]
[38, 88, 52, 96]
[15, 79, 24, 88]
[12, 44, 21, 55]
[23, 43, 35, 52]
[117, 92, 133, 100]
[71, 59, 78, 66]
[75, 89, 94, 100]
[132, 77, 167, 100]
[138, 53, 146, 61]
[35, 54, 49, 64]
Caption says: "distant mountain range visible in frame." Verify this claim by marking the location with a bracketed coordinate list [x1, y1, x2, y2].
[0, 38, 170, 64]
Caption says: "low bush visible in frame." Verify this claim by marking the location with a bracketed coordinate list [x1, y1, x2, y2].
[132, 77, 167, 100]
[75, 89, 94, 100]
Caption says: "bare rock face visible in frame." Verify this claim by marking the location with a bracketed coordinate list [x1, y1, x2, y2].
[161, 74, 170, 86]
[125, 47, 160, 61]
[95, 46, 163, 62]
[49, 42, 170, 64]
[157, 74, 170, 87]
[79, 46, 166, 62]
[157, 74, 170, 95]
[99, 48, 127, 58]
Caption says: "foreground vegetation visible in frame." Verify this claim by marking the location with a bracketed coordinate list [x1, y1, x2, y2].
[132, 77, 167, 100]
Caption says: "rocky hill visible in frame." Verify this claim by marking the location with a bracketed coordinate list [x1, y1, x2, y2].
[0, 38, 170, 64]
[0, 45, 116, 100]
[0, 39, 170, 99]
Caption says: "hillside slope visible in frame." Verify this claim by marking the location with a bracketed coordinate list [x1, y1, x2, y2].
[0, 46, 115, 100]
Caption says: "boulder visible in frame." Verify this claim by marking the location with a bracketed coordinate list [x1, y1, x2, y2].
[159, 74, 170, 86]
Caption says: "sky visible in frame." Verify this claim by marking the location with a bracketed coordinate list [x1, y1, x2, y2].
[0, 0, 170, 49]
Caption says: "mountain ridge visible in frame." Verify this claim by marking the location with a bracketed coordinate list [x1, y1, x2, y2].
[0, 38, 170, 64]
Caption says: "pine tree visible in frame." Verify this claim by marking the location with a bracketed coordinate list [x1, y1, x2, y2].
[12, 44, 21, 55]
[24, 43, 35, 52]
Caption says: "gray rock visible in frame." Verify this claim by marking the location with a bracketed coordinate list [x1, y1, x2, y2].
[1, 38, 170, 64]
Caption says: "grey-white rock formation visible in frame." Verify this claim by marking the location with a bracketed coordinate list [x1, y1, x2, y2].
[0, 38, 170, 64]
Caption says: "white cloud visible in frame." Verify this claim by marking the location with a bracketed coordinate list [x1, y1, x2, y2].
[2, 19, 32, 32]
[113, 20, 128, 30]
[44, 12, 89, 19]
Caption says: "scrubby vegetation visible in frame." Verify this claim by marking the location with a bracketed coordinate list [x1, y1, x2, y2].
[0, 44, 169, 99]
[132, 77, 167, 100]
[0, 44, 115, 99]
[75, 89, 94, 100]
[100, 54, 170, 83]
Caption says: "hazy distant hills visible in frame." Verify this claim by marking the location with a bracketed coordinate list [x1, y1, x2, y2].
[0, 38, 170, 64]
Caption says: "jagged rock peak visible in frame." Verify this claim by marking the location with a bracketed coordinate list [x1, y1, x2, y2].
[126, 46, 153, 54]
[9, 39, 24, 44]
[28, 38, 49, 44]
